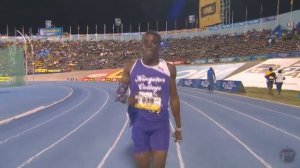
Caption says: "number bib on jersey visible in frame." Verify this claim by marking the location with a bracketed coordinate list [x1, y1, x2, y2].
[135, 91, 161, 113]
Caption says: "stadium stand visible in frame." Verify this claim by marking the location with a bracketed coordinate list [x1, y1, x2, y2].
[0, 10, 300, 74]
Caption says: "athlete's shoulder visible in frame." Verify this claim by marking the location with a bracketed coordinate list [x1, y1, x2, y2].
[165, 61, 176, 77]
[124, 59, 138, 72]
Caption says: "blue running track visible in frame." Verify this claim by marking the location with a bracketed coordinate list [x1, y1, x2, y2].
[0, 82, 299, 168]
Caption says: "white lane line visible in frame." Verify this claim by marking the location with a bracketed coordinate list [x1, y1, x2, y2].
[17, 88, 110, 168]
[0, 87, 74, 126]
[180, 92, 300, 141]
[221, 96, 300, 120]
[169, 121, 185, 168]
[180, 88, 300, 121]
[179, 87, 300, 109]
[97, 113, 129, 168]
[182, 100, 272, 168]
[0, 87, 91, 145]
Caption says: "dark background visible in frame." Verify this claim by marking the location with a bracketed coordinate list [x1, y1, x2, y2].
[0, 0, 299, 34]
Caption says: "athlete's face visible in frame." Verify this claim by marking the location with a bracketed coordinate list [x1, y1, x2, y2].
[142, 34, 161, 61]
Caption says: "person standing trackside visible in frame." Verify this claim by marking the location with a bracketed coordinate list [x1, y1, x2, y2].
[115, 31, 182, 168]
[265, 67, 276, 95]
[207, 67, 216, 93]
[276, 70, 285, 95]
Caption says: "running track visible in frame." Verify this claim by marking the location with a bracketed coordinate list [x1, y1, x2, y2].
[0, 82, 299, 168]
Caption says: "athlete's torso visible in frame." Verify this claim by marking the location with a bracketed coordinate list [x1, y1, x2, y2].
[130, 58, 170, 121]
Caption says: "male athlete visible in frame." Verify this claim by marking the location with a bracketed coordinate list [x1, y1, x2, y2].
[116, 31, 182, 168]
[207, 67, 216, 92]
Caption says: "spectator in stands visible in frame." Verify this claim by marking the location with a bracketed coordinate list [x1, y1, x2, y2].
[275, 70, 285, 95]
[207, 67, 216, 93]
[265, 67, 276, 95]
[297, 41, 300, 51]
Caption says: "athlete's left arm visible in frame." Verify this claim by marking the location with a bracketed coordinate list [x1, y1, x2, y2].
[115, 61, 133, 103]
[168, 63, 182, 142]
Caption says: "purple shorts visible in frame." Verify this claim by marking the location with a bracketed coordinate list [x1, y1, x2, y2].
[131, 119, 170, 153]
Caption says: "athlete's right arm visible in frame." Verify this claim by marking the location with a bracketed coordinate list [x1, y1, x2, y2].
[115, 61, 134, 103]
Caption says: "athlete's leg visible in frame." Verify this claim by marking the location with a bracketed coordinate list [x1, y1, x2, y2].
[132, 122, 151, 168]
[149, 121, 170, 168]
[134, 152, 151, 168]
[152, 151, 168, 168]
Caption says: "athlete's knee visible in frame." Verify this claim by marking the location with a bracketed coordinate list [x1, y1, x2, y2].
[134, 152, 150, 168]
[152, 151, 167, 168]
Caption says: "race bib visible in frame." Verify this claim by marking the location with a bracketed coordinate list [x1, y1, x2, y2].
[135, 91, 161, 112]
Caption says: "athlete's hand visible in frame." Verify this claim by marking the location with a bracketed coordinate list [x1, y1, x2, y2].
[127, 95, 137, 106]
[173, 130, 182, 143]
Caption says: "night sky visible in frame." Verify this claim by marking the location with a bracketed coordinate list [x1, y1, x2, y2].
[0, 0, 299, 34]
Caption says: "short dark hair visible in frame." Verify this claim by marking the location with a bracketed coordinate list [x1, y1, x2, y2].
[278, 70, 282, 73]
[143, 31, 161, 43]
[269, 67, 273, 71]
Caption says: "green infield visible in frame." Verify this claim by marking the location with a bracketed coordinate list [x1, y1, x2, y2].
[238, 87, 300, 107]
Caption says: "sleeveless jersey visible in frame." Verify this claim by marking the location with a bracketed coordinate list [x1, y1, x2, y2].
[129, 58, 170, 121]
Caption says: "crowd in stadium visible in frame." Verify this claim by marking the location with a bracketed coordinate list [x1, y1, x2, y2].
[1, 28, 300, 73]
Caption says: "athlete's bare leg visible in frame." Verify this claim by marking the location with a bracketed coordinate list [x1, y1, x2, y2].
[134, 152, 150, 168]
[152, 151, 168, 168]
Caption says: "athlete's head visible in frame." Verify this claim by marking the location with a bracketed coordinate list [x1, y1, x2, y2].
[142, 31, 161, 63]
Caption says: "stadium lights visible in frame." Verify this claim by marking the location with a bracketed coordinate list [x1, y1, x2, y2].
[16, 30, 29, 84]
[24, 34, 34, 80]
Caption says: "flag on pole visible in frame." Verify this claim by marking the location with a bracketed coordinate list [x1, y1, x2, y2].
[104, 24, 106, 40]
[129, 23, 132, 40]
[113, 24, 115, 39]
[147, 22, 150, 32]
[138, 23, 141, 40]
[245, 7, 248, 34]
[69, 26, 72, 40]
[95, 24, 98, 41]
[231, 11, 234, 34]
[86, 25, 89, 41]
[121, 24, 123, 41]
[77, 25, 80, 40]
[165, 20, 168, 32]
[245, 7, 248, 21]
[6, 25, 8, 37]
[260, 4, 263, 18]
[29, 28, 32, 36]
[290, 0, 294, 22]
[231, 11, 234, 25]
[277, 0, 280, 16]
[259, 4, 263, 32]
[276, 0, 280, 26]
[138, 23, 141, 33]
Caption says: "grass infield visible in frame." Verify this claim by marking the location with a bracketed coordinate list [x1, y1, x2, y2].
[238, 87, 300, 107]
